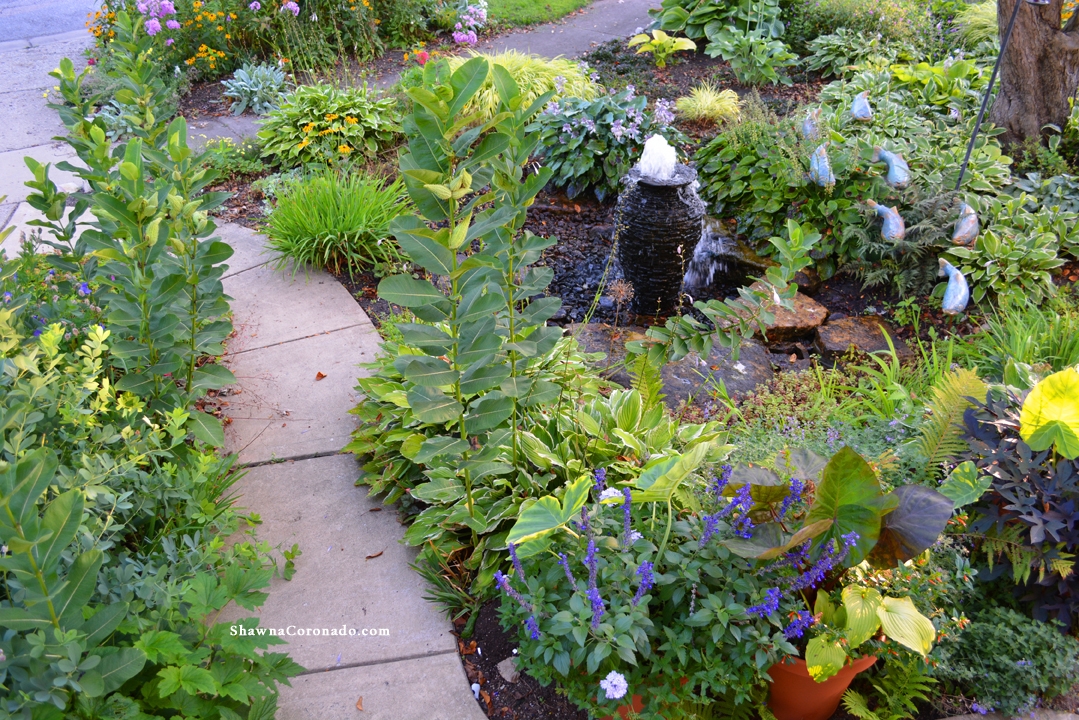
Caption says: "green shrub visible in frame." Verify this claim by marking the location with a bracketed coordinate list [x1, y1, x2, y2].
[675, 82, 741, 124]
[535, 87, 686, 201]
[786, 0, 932, 52]
[805, 29, 911, 79]
[442, 50, 601, 122]
[932, 608, 1079, 715]
[202, 136, 268, 177]
[707, 29, 798, 86]
[258, 84, 401, 168]
[265, 169, 411, 276]
[221, 62, 287, 115]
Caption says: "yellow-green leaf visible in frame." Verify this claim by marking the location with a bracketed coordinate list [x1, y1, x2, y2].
[806, 637, 848, 682]
[841, 585, 882, 647]
[1019, 367, 1079, 459]
[876, 596, 935, 657]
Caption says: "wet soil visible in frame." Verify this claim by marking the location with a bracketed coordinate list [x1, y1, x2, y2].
[458, 600, 589, 720]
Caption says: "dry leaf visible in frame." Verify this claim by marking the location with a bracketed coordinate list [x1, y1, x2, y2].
[365, 550, 384, 560]
[460, 640, 477, 655]
[480, 690, 492, 711]
[574, 204, 581, 213]
[355, 697, 363, 711]
[315, 372, 327, 381]
[789, 354, 797, 363]
[369, 507, 382, 512]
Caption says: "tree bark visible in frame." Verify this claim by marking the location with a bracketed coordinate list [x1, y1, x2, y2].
[989, 0, 1079, 146]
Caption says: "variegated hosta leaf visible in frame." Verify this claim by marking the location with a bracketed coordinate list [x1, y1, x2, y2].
[876, 595, 935, 657]
[806, 636, 848, 682]
[841, 585, 882, 647]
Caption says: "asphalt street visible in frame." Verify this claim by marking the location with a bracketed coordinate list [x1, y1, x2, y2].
[0, 0, 99, 43]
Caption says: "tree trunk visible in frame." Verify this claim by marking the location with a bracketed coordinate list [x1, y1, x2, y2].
[989, 0, 1079, 146]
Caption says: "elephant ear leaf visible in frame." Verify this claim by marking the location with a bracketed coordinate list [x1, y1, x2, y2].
[1019, 367, 1079, 459]
[804, 446, 885, 564]
[867, 485, 953, 567]
[877, 596, 935, 657]
[507, 475, 591, 557]
[938, 460, 991, 509]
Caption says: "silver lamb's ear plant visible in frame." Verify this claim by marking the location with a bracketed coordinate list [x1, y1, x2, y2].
[222, 62, 288, 115]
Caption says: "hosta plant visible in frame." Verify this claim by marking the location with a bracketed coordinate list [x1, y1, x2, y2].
[805, 29, 905, 79]
[707, 28, 798, 86]
[257, 83, 401, 167]
[628, 29, 697, 68]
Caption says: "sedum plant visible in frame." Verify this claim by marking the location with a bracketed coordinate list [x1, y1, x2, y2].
[221, 62, 288, 115]
[628, 29, 697, 68]
[257, 83, 401, 167]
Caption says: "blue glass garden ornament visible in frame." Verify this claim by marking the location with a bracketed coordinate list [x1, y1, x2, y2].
[939, 258, 970, 315]
[801, 108, 821, 141]
[866, 199, 905, 241]
[808, 142, 836, 188]
[871, 146, 911, 189]
[851, 91, 873, 122]
[951, 201, 979, 245]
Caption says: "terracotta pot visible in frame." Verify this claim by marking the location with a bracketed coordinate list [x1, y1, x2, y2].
[767, 656, 877, 720]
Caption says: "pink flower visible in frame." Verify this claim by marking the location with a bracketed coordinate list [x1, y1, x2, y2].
[145, 17, 162, 35]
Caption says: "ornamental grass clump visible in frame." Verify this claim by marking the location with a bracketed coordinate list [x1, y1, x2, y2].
[443, 49, 601, 122]
[675, 82, 741, 124]
[265, 169, 411, 276]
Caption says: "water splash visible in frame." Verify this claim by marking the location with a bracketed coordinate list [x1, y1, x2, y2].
[683, 221, 730, 289]
[636, 134, 677, 182]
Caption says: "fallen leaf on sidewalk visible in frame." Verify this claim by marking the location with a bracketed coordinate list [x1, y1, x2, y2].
[315, 372, 327, 380]
[365, 550, 383, 560]
[355, 697, 363, 711]
[368, 507, 382, 512]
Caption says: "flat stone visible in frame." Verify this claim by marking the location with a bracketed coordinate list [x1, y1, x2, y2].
[221, 324, 379, 464]
[276, 653, 486, 720]
[0, 143, 81, 203]
[218, 455, 457, 670]
[223, 263, 371, 354]
[571, 323, 774, 406]
[215, 222, 273, 278]
[496, 656, 519, 683]
[0, 89, 70, 152]
[814, 316, 911, 362]
[745, 281, 828, 344]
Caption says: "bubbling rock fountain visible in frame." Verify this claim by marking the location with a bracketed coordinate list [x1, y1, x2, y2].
[615, 135, 706, 318]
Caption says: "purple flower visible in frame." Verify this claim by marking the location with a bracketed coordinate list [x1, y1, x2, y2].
[622, 488, 633, 548]
[77, 282, 91, 296]
[136, 1, 148, 12]
[553, 75, 566, 93]
[160, 0, 175, 14]
[611, 119, 625, 141]
[543, 101, 561, 116]
[453, 29, 478, 45]
[3, 292, 12, 303]
[600, 671, 628, 700]
[249, 0, 261, 9]
[594, 467, 607, 493]
[165, 37, 174, 45]
[699, 513, 720, 548]
[508, 542, 525, 581]
[588, 586, 605, 628]
[746, 587, 781, 618]
[713, 464, 733, 499]
[826, 426, 840, 451]
[625, 84, 636, 101]
[585, 537, 598, 589]
[562, 123, 573, 133]
[972, 703, 991, 715]
[653, 99, 675, 126]
[631, 561, 653, 606]
[778, 478, 804, 519]
[145, 17, 162, 35]
[282, 1, 299, 15]
[783, 610, 817, 639]
[494, 570, 531, 612]
[558, 552, 579, 592]
[166, 18, 180, 29]
[525, 615, 541, 639]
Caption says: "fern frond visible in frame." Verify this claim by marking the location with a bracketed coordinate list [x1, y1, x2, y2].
[843, 690, 881, 720]
[629, 352, 666, 411]
[913, 368, 986, 479]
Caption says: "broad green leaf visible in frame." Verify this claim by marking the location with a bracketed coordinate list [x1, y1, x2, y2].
[507, 475, 591, 555]
[0, 605, 53, 631]
[54, 549, 104, 625]
[402, 356, 459, 387]
[814, 592, 837, 627]
[841, 585, 882, 647]
[804, 447, 886, 564]
[3, 448, 58, 528]
[633, 444, 710, 503]
[464, 393, 514, 434]
[491, 63, 520, 105]
[728, 464, 788, 504]
[415, 436, 470, 463]
[460, 362, 511, 395]
[518, 379, 560, 407]
[1019, 367, 1079, 459]
[187, 410, 224, 447]
[157, 664, 217, 697]
[377, 275, 446, 308]
[449, 56, 490, 118]
[722, 522, 784, 558]
[877, 596, 935, 657]
[755, 519, 833, 560]
[399, 433, 425, 460]
[190, 364, 235, 391]
[411, 477, 465, 503]
[39, 490, 83, 569]
[392, 217, 454, 276]
[407, 386, 463, 424]
[806, 636, 848, 682]
[78, 670, 105, 697]
[82, 603, 128, 648]
[99, 648, 146, 693]
[938, 461, 991, 508]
